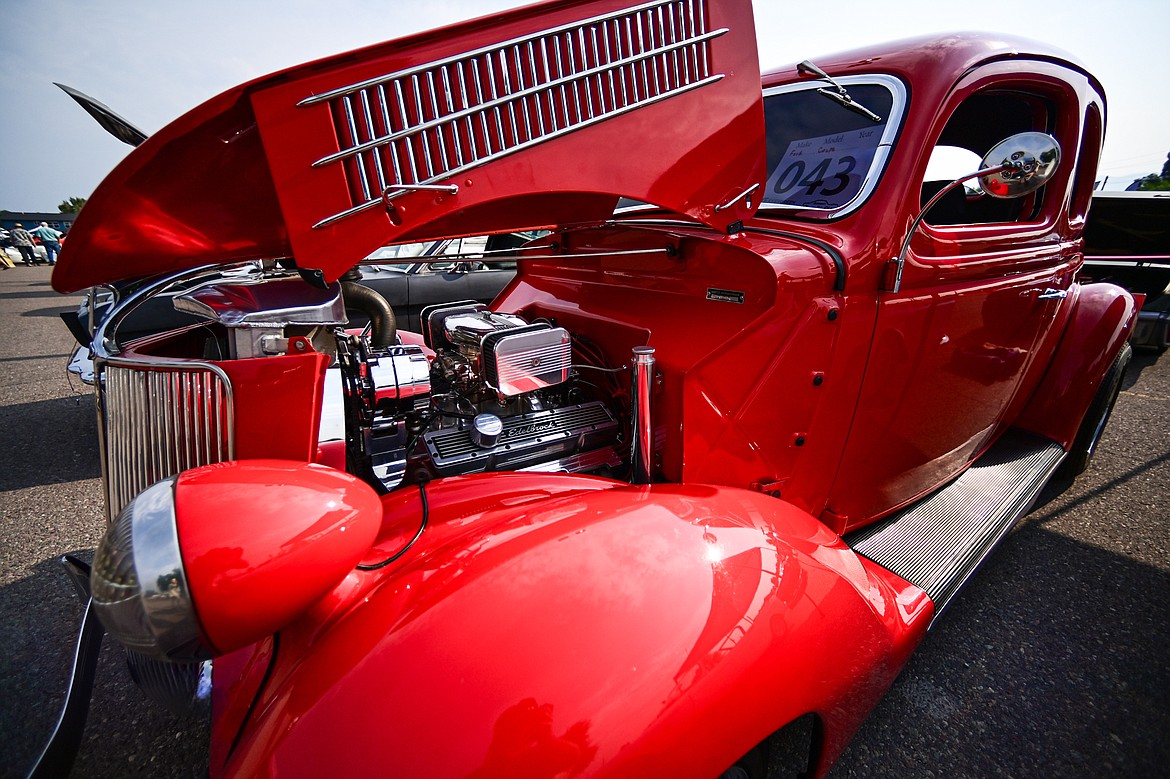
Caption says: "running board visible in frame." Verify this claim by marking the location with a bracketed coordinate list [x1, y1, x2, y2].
[846, 429, 1065, 625]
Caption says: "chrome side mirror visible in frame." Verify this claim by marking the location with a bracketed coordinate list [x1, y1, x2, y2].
[887, 133, 1062, 292]
[978, 132, 1061, 198]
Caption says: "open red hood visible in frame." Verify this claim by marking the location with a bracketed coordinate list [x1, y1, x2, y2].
[53, 0, 764, 293]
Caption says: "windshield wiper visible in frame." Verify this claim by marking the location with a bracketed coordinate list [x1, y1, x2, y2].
[797, 60, 883, 123]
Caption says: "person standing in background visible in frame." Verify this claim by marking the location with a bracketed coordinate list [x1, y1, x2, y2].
[0, 228, 14, 269]
[9, 223, 38, 265]
[29, 222, 62, 265]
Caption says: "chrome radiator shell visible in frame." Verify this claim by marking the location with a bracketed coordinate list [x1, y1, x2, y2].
[97, 357, 235, 521]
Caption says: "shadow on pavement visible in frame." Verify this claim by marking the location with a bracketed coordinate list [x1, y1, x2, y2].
[0, 395, 101, 490]
[22, 304, 81, 320]
[0, 290, 77, 300]
[831, 526, 1170, 777]
[0, 554, 210, 779]
[1121, 349, 1162, 389]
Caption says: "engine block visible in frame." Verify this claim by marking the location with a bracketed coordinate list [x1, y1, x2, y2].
[423, 401, 619, 476]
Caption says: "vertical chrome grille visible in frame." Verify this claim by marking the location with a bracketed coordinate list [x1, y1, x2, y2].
[301, 0, 726, 228]
[100, 361, 235, 520]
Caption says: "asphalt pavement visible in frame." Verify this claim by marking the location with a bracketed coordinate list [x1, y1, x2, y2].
[1, 264, 1167, 778]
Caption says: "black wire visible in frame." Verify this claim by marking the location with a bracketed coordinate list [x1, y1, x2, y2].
[434, 409, 478, 420]
[570, 363, 627, 373]
[226, 632, 279, 763]
[356, 482, 429, 570]
[403, 411, 439, 455]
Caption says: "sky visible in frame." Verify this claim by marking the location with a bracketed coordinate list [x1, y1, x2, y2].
[1, 0, 1166, 213]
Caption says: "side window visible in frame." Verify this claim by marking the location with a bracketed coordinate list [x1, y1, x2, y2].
[922, 91, 1052, 227]
[482, 232, 538, 270]
[1069, 104, 1103, 225]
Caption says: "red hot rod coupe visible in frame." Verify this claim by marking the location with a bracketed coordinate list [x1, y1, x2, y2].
[37, 0, 1136, 776]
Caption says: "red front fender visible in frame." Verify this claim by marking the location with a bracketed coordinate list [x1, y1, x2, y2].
[216, 473, 931, 778]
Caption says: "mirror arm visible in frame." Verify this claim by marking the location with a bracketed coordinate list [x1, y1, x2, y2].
[887, 162, 1014, 293]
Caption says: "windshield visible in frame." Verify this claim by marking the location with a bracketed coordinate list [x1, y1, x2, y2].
[760, 74, 906, 218]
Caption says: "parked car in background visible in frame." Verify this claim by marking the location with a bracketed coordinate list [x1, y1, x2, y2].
[355, 232, 543, 331]
[1081, 191, 1170, 351]
[2, 244, 48, 265]
[37, 1, 1136, 777]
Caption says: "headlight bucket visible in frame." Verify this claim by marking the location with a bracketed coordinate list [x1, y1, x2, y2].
[93, 459, 384, 659]
[91, 477, 208, 661]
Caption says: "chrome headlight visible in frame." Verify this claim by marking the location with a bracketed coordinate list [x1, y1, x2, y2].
[93, 459, 382, 659]
[91, 477, 208, 661]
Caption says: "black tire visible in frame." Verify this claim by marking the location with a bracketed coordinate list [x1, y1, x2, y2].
[1060, 342, 1132, 477]
[719, 715, 815, 779]
[719, 744, 766, 779]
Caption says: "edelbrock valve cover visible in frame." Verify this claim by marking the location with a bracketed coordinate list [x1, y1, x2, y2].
[423, 401, 618, 476]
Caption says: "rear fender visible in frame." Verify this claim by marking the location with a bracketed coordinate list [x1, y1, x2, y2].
[1017, 283, 1137, 447]
[221, 476, 931, 778]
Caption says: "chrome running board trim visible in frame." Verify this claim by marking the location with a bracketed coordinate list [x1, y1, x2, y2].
[847, 429, 1065, 626]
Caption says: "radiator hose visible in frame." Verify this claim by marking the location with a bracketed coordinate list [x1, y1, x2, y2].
[341, 280, 397, 348]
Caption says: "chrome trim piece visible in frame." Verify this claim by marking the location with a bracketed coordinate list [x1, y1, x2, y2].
[173, 276, 347, 330]
[888, 161, 1016, 293]
[367, 345, 433, 411]
[381, 183, 459, 196]
[100, 361, 234, 520]
[356, 246, 674, 268]
[91, 477, 206, 660]
[303, 0, 726, 229]
[715, 182, 760, 212]
[483, 325, 572, 396]
[92, 263, 226, 358]
[630, 345, 656, 483]
[129, 478, 205, 659]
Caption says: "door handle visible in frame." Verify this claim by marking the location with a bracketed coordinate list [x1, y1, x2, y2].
[1033, 288, 1068, 300]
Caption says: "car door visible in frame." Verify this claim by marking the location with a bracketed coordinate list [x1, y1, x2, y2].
[826, 64, 1095, 529]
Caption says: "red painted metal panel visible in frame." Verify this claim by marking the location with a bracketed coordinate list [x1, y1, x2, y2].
[252, 0, 764, 279]
[1016, 283, 1137, 447]
[213, 474, 930, 778]
[493, 224, 845, 498]
[175, 460, 383, 654]
[53, 0, 764, 293]
[209, 637, 274, 775]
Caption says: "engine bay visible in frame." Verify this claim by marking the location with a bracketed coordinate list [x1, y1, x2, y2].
[338, 300, 625, 491]
[142, 271, 631, 494]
